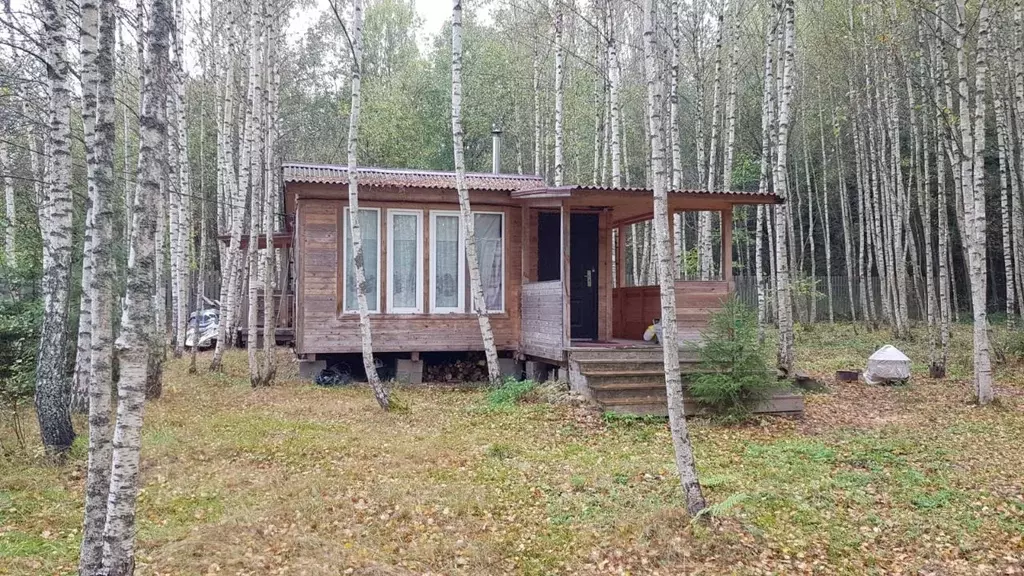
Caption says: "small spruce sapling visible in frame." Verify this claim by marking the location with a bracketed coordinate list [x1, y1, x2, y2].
[690, 297, 776, 418]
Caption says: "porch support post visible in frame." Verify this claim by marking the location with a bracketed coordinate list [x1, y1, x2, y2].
[599, 209, 611, 340]
[721, 208, 733, 288]
[561, 201, 571, 350]
[615, 224, 625, 288]
[521, 205, 532, 283]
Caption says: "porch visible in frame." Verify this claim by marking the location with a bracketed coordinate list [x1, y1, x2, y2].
[514, 185, 797, 416]
[514, 184, 774, 364]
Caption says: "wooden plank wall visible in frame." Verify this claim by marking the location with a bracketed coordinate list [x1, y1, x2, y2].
[520, 280, 564, 362]
[296, 198, 522, 356]
[611, 280, 730, 340]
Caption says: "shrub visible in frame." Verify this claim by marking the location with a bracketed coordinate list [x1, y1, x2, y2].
[689, 297, 776, 418]
[1001, 329, 1024, 361]
[0, 299, 41, 452]
[485, 378, 537, 408]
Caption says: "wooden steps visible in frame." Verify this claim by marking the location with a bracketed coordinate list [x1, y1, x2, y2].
[566, 346, 804, 417]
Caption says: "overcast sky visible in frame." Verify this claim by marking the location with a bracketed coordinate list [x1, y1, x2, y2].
[289, 0, 471, 50]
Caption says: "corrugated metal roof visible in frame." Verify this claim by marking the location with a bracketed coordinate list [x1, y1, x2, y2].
[513, 184, 780, 200]
[283, 163, 545, 192]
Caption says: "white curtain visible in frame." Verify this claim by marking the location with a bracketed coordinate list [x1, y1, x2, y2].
[434, 215, 460, 309]
[345, 209, 378, 311]
[391, 213, 419, 309]
[475, 213, 503, 311]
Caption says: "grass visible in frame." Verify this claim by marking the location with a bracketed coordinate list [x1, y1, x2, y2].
[2, 323, 1024, 574]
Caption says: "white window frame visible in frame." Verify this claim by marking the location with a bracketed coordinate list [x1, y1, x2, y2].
[386, 209, 424, 314]
[342, 206, 381, 314]
[430, 211, 465, 314]
[472, 211, 506, 314]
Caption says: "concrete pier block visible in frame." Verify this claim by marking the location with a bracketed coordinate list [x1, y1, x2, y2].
[498, 358, 524, 380]
[395, 359, 424, 385]
[525, 361, 550, 383]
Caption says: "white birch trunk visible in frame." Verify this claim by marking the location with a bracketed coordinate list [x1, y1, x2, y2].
[644, 0, 706, 517]
[773, 0, 796, 373]
[347, 0, 391, 408]
[261, 0, 280, 385]
[607, 5, 622, 187]
[453, 0, 502, 385]
[171, 0, 190, 359]
[533, 55, 542, 176]
[995, 88, 1016, 323]
[101, 0, 170, 568]
[246, 0, 265, 387]
[35, 0, 76, 457]
[957, 0, 994, 404]
[1, 142, 13, 264]
[553, 7, 564, 187]
[699, 13, 724, 281]
[78, 0, 117, 569]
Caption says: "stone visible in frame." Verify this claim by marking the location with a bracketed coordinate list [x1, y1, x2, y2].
[395, 359, 424, 385]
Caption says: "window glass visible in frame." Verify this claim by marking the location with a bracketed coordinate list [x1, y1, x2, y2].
[433, 214, 461, 310]
[344, 208, 379, 312]
[389, 212, 420, 311]
[474, 213, 503, 311]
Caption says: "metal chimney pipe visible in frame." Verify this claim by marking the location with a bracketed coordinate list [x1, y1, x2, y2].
[491, 123, 502, 174]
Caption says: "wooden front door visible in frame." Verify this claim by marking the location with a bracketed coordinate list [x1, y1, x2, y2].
[570, 213, 599, 340]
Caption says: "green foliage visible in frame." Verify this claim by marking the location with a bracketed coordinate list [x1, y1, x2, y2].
[690, 298, 776, 418]
[0, 299, 41, 407]
[691, 492, 751, 523]
[485, 378, 537, 408]
[1000, 329, 1024, 361]
[680, 247, 699, 278]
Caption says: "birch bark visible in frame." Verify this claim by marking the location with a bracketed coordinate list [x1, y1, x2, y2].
[773, 0, 796, 373]
[345, 0, 391, 408]
[957, 0, 994, 404]
[35, 0, 76, 457]
[553, 7, 564, 186]
[78, 0, 117, 568]
[699, 12, 724, 281]
[102, 0, 170, 567]
[644, 0, 706, 517]
[453, 0, 502, 385]
[1, 143, 13, 264]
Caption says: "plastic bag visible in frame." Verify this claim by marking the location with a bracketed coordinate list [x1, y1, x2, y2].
[643, 319, 663, 344]
[863, 345, 911, 384]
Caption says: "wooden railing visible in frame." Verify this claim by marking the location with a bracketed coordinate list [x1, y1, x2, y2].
[520, 280, 564, 361]
[612, 280, 729, 340]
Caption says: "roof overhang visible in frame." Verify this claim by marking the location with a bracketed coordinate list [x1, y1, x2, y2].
[511, 185, 782, 205]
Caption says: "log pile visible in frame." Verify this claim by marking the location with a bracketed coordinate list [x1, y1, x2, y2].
[423, 354, 489, 383]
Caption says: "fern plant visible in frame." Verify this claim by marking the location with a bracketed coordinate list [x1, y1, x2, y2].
[689, 297, 775, 418]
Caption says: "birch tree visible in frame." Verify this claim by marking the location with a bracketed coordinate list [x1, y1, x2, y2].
[956, 0, 994, 404]
[78, 0, 117, 568]
[453, 0, 502, 385]
[339, 0, 391, 408]
[772, 0, 796, 374]
[35, 0, 76, 457]
[2, 142, 13, 264]
[101, 0, 170, 567]
[553, 5, 564, 186]
[644, 0, 706, 517]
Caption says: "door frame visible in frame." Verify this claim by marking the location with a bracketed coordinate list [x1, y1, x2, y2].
[569, 211, 601, 341]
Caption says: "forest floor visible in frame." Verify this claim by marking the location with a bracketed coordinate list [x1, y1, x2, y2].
[2, 324, 1024, 575]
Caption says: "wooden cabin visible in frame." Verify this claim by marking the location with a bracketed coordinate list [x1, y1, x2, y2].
[282, 162, 793, 415]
